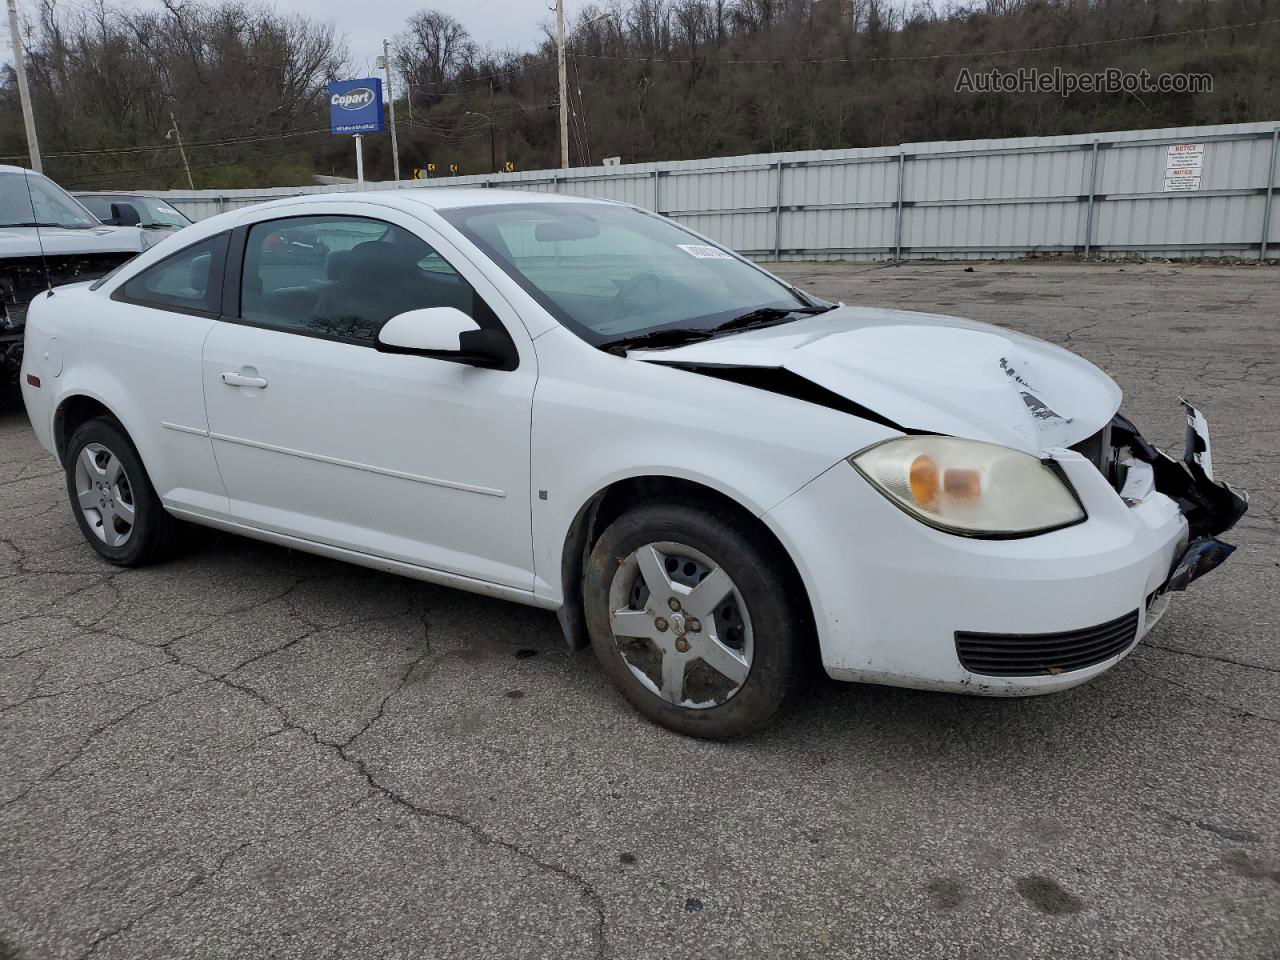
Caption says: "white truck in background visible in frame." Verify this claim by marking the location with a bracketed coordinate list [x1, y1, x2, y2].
[1, 165, 153, 394]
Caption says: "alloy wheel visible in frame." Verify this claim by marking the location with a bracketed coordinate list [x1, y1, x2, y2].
[607, 541, 753, 708]
[74, 442, 136, 547]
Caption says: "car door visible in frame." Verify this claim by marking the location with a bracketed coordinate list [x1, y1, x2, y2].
[201, 206, 537, 591]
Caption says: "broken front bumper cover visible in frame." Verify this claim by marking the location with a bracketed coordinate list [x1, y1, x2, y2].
[1114, 401, 1249, 595]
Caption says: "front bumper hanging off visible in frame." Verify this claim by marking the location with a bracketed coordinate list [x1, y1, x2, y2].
[1115, 400, 1249, 595]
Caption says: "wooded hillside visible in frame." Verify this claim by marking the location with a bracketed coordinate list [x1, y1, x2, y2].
[3, 0, 1277, 189]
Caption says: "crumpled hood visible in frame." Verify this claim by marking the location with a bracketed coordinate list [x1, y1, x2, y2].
[0, 224, 147, 257]
[632, 305, 1122, 453]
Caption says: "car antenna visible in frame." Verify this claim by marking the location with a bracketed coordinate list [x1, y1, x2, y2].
[21, 167, 54, 296]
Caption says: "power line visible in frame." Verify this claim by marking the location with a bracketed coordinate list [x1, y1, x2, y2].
[55, 137, 332, 188]
[0, 126, 331, 163]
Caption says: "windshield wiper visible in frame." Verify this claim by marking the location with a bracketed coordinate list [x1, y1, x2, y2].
[3, 221, 77, 229]
[600, 327, 717, 355]
[601, 303, 836, 355]
[709, 303, 836, 335]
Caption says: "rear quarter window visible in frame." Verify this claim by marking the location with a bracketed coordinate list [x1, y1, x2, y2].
[113, 233, 228, 315]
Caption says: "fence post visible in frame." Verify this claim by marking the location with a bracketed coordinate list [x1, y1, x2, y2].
[773, 159, 784, 262]
[651, 168, 661, 212]
[1083, 139, 1100, 258]
[1261, 127, 1279, 261]
[893, 151, 905, 261]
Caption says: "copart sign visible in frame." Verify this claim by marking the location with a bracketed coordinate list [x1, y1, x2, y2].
[328, 78, 385, 135]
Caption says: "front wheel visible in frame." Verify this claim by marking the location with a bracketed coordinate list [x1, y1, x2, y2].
[64, 417, 181, 566]
[583, 501, 808, 739]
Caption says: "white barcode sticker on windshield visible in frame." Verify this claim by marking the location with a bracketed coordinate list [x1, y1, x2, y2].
[678, 243, 733, 260]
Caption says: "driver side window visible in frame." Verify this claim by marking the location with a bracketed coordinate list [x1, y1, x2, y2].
[238, 215, 489, 346]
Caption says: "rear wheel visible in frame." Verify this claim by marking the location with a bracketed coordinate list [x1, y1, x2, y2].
[64, 417, 180, 566]
[583, 501, 808, 738]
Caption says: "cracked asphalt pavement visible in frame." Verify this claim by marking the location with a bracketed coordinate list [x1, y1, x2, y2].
[2, 261, 1278, 959]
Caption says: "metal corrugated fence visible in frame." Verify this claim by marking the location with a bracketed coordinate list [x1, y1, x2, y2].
[151, 120, 1280, 261]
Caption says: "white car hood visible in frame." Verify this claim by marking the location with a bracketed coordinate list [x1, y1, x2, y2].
[632, 305, 1122, 453]
[0, 224, 147, 257]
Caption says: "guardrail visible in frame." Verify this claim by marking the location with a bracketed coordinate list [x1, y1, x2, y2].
[151, 120, 1280, 261]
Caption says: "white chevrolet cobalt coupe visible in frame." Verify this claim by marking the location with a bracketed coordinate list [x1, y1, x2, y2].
[20, 190, 1247, 737]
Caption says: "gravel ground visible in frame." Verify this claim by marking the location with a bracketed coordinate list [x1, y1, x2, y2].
[1, 260, 1277, 960]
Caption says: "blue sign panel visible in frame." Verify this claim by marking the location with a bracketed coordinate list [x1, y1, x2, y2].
[328, 78, 384, 135]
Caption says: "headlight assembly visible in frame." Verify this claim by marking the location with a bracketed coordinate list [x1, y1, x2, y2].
[849, 436, 1085, 537]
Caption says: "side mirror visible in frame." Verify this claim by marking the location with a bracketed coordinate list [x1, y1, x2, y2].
[376, 307, 516, 370]
[111, 202, 141, 227]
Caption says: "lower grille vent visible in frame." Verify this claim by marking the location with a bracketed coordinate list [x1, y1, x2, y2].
[955, 610, 1140, 677]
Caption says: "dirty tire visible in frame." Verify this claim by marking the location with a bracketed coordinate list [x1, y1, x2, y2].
[583, 500, 808, 739]
[64, 417, 182, 567]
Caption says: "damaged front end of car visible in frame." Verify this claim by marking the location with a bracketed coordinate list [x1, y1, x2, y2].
[1106, 402, 1248, 601]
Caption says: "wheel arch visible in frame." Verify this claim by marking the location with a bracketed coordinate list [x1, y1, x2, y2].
[53, 392, 127, 465]
[555, 474, 817, 656]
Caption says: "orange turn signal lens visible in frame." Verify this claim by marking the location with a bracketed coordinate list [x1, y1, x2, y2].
[908, 455, 939, 509]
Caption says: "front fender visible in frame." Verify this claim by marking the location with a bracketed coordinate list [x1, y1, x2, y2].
[528, 328, 897, 605]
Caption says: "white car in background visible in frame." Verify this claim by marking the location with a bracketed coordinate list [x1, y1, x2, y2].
[18, 190, 1248, 737]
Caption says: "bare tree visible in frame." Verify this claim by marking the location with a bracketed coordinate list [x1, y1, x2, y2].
[396, 10, 475, 89]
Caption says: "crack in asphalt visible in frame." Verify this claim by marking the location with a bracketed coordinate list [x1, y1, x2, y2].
[1, 488, 609, 957]
[0, 658, 173, 715]
[1141, 641, 1280, 677]
[4, 572, 610, 959]
[77, 794, 375, 959]
[0, 679, 204, 809]
[1127, 655, 1280, 726]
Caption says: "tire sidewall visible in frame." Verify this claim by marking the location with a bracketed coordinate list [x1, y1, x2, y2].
[583, 501, 803, 739]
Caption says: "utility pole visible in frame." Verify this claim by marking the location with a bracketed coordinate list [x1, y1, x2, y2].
[556, 0, 569, 168]
[6, 0, 42, 173]
[465, 110, 497, 174]
[382, 39, 401, 182]
[167, 112, 194, 190]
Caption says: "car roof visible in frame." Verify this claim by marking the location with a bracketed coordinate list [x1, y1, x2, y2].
[243, 188, 618, 215]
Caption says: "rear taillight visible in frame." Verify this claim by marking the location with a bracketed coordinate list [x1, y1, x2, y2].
[25, 373, 40, 388]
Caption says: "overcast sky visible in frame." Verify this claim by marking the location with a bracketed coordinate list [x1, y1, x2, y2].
[3, 0, 564, 72]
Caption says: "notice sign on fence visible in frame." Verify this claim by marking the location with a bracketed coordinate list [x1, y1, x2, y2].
[1164, 143, 1204, 191]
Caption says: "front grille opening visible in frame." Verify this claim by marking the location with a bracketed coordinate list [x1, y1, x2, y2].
[1069, 422, 1124, 493]
[955, 609, 1140, 677]
[1070, 421, 1114, 474]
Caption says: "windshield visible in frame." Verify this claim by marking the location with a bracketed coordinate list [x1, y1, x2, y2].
[78, 194, 192, 228]
[0, 171, 98, 229]
[441, 202, 814, 347]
